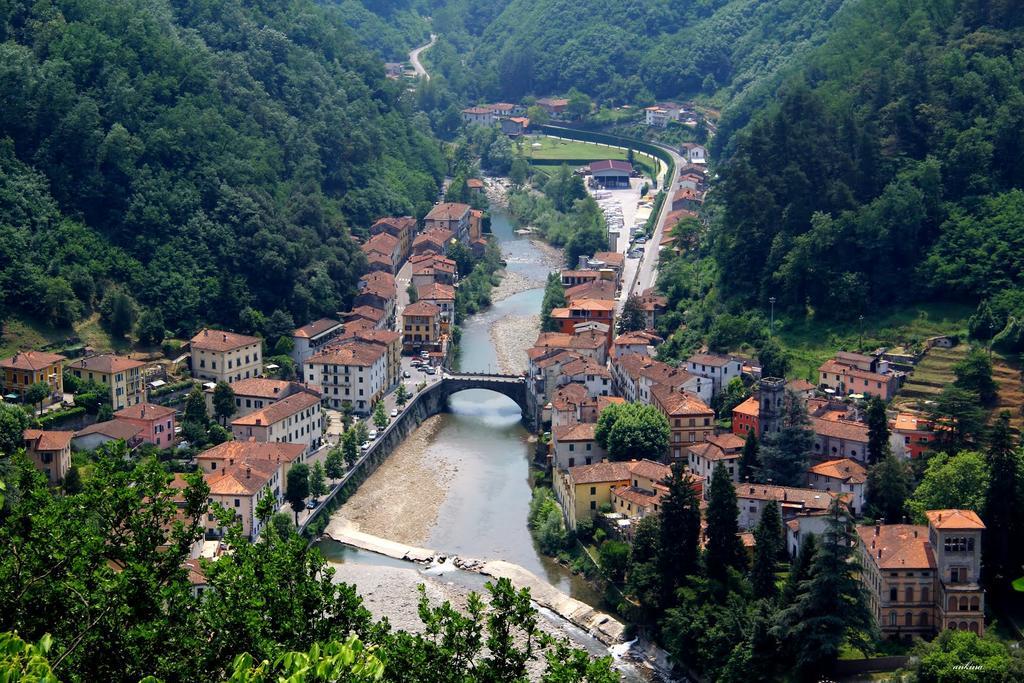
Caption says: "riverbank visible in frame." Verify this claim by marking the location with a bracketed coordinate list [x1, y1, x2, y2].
[491, 314, 540, 374]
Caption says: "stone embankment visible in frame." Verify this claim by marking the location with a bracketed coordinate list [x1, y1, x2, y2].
[324, 518, 626, 646]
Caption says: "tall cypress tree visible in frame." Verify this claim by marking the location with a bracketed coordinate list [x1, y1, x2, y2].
[774, 499, 876, 680]
[751, 500, 783, 599]
[705, 464, 747, 579]
[658, 462, 701, 602]
[983, 411, 1023, 591]
[781, 534, 818, 605]
[866, 451, 912, 523]
[740, 431, 759, 481]
[865, 396, 889, 465]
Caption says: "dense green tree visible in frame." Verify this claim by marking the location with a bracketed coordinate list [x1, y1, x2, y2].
[212, 382, 236, 426]
[774, 498, 875, 680]
[309, 461, 327, 501]
[395, 384, 410, 407]
[509, 157, 529, 188]
[626, 515, 662, 623]
[598, 541, 630, 582]
[372, 401, 389, 430]
[325, 448, 345, 483]
[865, 396, 889, 465]
[566, 88, 592, 120]
[342, 429, 360, 467]
[714, 377, 751, 421]
[617, 294, 646, 333]
[750, 500, 782, 600]
[540, 273, 567, 332]
[286, 464, 311, 524]
[658, 463, 701, 600]
[739, 431, 759, 481]
[62, 465, 82, 495]
[781, 534, 817, 605]
[953, 348, 999, 406]
[908, 450, 989, 522]
[183, 387, 208, 426]
[594, 402, 670, 461]
[99, 287, 137, 339]
[564, 224, 607, 270]
[982, 412, 1024, 591]
[23, 383, 50, 414]
[704, 464, 747, 579]
[136, 308, 166, 346]
[866, 453, 913, 524]
[910, 629, 1024, 682]
[928, 387, 987, 454]
[757, 339, 790, 379]
[757, 392, 813, 486]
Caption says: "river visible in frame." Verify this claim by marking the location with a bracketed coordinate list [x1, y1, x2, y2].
[317, 205, 667, 680]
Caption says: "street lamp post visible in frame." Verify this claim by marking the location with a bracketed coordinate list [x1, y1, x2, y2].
[769, 297, 776, 337]
[859, 314, 865, 351]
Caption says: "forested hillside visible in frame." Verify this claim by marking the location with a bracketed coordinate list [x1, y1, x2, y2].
[0, 0, 444, 339]
[450, 0, 850, 104]
[712, 0, 1024, 349]
[329, 0, 430, 59]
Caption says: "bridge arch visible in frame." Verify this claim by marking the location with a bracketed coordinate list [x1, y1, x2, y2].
[436, 373, 534, 429]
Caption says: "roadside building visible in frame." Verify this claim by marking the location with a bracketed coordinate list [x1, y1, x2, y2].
[424, 203, 471, 242]
[554, 459, 668, 529]
[685, 352, 743, 397]
[334, 328, 402, 391]
[410, 254, 457, 287]
[536, 97, 569, 115]
[589, 160, 633, 189]
[557, 356, 612, 399]
[461, 106, 496, 126]
[306, 342, 388, 413]
[401, 301, 442, 353]
[610, 460, 673, 526]
[636, 288, 668, 330]
[412, 228, 453, 256]
[114, 402, 177, 448]
[651, 385, 715, 460]
[734, 482, 846, 530]
[23, 429, 73, 484]
[190, 329, 262, 384]
[806, 458, 867, 514]
[343, 306, 388, 331]
[230, 387, 323, 455]
[204, 459, 281, 541]
[356, 272, 398, 321]
[416, 282, 456, 333]
[67, 354, 146, 411]
[501, 116, 530, 136]
[811, 416, 870, 463]
[370, 216, 416, 263]
[290, 318, 344, 369]
[548, 299, 616, 346]
[205, 378, 304, 419]
[680, 143, 707, 164]
[612, 331, 662, 360]
[565, 279, 616, 303]
[361, 232, 403, 274]
[0, 350, 66, 407]
[818, 358, 899, 400]
[551, 422, 605, 470]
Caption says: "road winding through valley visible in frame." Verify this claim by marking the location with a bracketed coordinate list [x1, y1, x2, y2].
[408, 34, 436, 80]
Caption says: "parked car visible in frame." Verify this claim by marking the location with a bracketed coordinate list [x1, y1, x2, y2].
[390, 408, 398, 417]
[424, 366, 436, 375]
[305, 500, 317, 510]
[361, 441, 371, 452]
[368, 429, 378, 440]
[403, 370, 411, 378]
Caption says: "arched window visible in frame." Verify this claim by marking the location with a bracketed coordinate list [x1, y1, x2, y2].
[905, 611, 913, 627]
[959, 621, 969, 631]
[969, 621, 979, 634]
[921, 586, 929, 603]
[905, 586, 914, 602]
[959, 597, 969, 611]
[919, 611, 929, 626]
[948, 597, 958, 612]
[969, 596, 979, 611]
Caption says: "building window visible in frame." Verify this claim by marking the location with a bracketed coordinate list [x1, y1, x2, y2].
[590, 487, 596, 495]
[905, 586, 914, 602]
[889, 612, 897, 626]
[890, 587, 898, 602]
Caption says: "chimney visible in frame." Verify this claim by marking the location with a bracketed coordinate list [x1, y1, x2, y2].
[229, 458, 234, 466]
[141, 406, 145, 418]
[246, 467, 251, 479]
[204, 329, 209, 336]
[878, 549, 882, 559]
[913, 530, 918, 538]
[875, 524, 881, 536]
[223, 334, 227, 342]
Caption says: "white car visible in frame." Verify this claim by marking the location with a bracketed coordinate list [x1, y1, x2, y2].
[361, 441, 370, 452]
[390, 408, 398, 417]
[368, 429, 378, 440]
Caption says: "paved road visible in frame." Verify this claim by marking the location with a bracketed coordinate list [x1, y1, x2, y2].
[629, 143, 685, 298]
[408, 34, 436, 80]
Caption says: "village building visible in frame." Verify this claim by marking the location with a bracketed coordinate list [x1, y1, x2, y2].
[412, 228, 453, 256]
[306, 342, 388, 413]
[410, 253, 457, 287]
[635, 288, 668, 330]
[891, 412, 935, 459]
[536, 97, 569, 115]
[732, 396, 760, 437]
[401, 301, 442, 354]
[734, 482, 846, 530]
[609, 460, 673, 527]
[416, 282, 456, 333]
[554, 459, 669, 530]
[611, 331, 662, 360]
[23, 429, 74, 484]
[114, 402, 177, 448]
[334, 328, 402, 391]
[67, 354, 147, 411]
[589, 160, 633, 189]
[651, 385, 715, 460]
[685, 352, 743, 397]
[670, 187, 704, 212]
[424, 203, 471, 242]
[548, 299, 616, 345]
[686, 433, 745, 483]
[356, 272, 398, 320]
[565, 279, 616, 302]
[644, 103, 682, 127]
[290, 318, 344, 369]
[857, 509, 986, 637]
[551, 422, 605, 470]
[461, 106, 496, 126]
[806, 458, 867, 514]
[818, 357, 899, 400]
[680, 142, 707, 164]
[204, 459, 281, 541]
[557, 356, 612, 399]
[230, 386, 323, 455]
[811, 416, 871, 463]
[528, 349, 581, 416]
[361, 232, 403, 274]
[343, 305, 388, 331]
[190, 329, 262, 385]
[501, 116, 530, 136]
[549, 381, 591, 427]
[370, 216, 416, 263]
[612, 353, 709, 405]
[0, 350, 66, 407]
[72, 420, 143, 451]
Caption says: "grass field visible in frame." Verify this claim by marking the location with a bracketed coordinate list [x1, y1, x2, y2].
[773, 302, 973, 381]
[0, 313, 122, 358]
[521, 135, 658, 178]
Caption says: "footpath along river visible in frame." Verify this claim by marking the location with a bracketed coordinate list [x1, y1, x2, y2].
[317, 203, 675, 679]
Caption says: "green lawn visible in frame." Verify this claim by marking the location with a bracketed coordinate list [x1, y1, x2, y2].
[1, 313, 124, 358]
[520, 135, 658, 178]
[772, 302, 973, 381]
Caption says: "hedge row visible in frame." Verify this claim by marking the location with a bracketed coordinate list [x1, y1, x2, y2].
[34, 406, 86, 429]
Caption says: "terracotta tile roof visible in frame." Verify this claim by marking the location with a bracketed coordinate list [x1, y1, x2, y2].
[349, 306, 385, 322]
[568, 460, 632, 485]
[857, 524, 935, 570]
[787, 379, 815, 393]
[611, 484, 665, 509]
[74, 420, 143, 441]
[590, 160, 633, 174]
[115, 402, 176, 421]
[412, 231, 451, 249]
[225, 378, 294, 399]
[425, 203, 470, 221]
[362, 232, 399, 255]
[672, 188, 703, 204]
[687, 353, 735, 367]
[553, 423, 597, 443]
[534, 333, 573, 349]
[308, 342, 386, 368]
[403, 301, 441, 317]
[551, 382, 590, 410]
[565, 280, 616, 302]
[592, 251, 624, 268]
[925, 509, 985, 530]
[68, 353, 145, 374]
[614, 331, 661, 346]
[893, 413, 932, 433]
[190, 329, 261, 352]
[733, 396, 759, 418]
[0, 350, 66, 371]
[358, 277, 397, 301]
[197, 441, 306, 466]
[534, 350, 579, 371]
[346, 329, 401, 346]
[231, 389, 320, 427]
[628, 459, 671, 482]
[688, 440, 740, 462]
[819, 359, 892, 384]
[182, 558, 207, 586]
[735, 483, 846, 512]
[597, 396, 625, 412]
[811, 416, 869, 443]
[23, 429, 74, 451]
[293, 318, 342, 339]
[371, 216, 416, 234]
[466, 178, 484, 189]
[416, 282, 455, 301]
[365, 252, 394, 268]
[651, 384, 713, 417]
[561, 357, 610, 378]
[569, 298, 616, 311]
[808, 458, 867, 484]
[205, 460, 279, 496]
[571, 330, 607, 350]
[708, 433, 745, 451]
